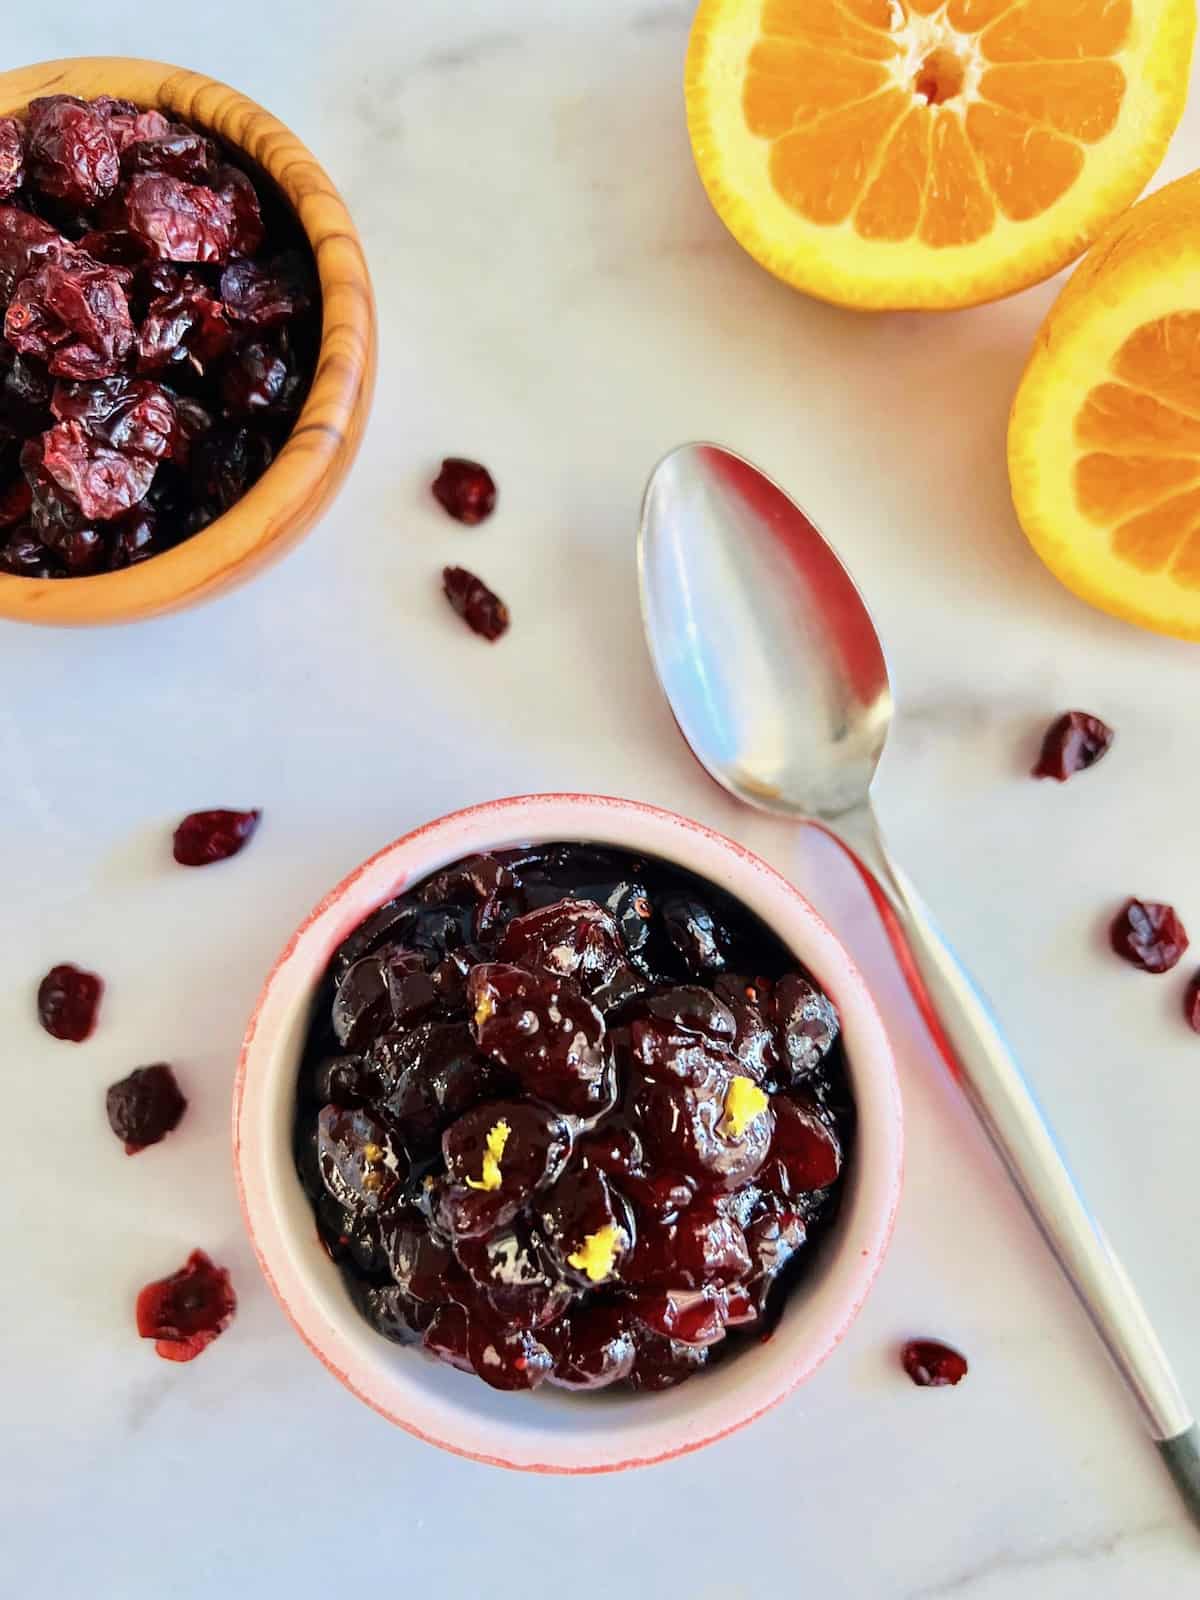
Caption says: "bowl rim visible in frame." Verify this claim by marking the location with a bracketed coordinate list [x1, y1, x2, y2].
[0, 55, 376, 625]
[233, 793, 904, 1473]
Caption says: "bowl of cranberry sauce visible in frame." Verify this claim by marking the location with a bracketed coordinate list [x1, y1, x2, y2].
[235, 795, 902, 1473]
[0, 58, 374, 625]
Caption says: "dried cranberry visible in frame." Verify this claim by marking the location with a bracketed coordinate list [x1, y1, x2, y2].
[220, 252, 312, 328]
[316, 1104, 406, 1217]
[39, 419, 156, 520]
[124, 126, 214, 183]
[5, 257, 133, 378]
[107, 505, 159, 566]
[1, 343, 52, 429]
[1033, 711, 1114, 781]
[1186, 972, 1200, 1034]
[95, 101, 170, 156]
[136, 273, 229, 371]
[27, 97, 119, 208]
[468, 963, 611, 1116]
[173, 807, 261, 866]
[0, 119, 25, 200]
[37, 962, 103, 1041]
[432, 457, 496, 525]
[443, 565, 509, 641]
[0, 206, 67, 305]
[0, 526, 53, 576]
[189, 425, 272, 514]
[106, 1063, 187, 1154]
[136, 1249, 236, 1363]
[1111, 899, 1189, 974]
[221, 334, 302, 416]
[124, 172, 233, 262]
[52, 375, 175, 459]
[901, 1339, 968, 1388]
[212, 165, 265, 256]
[0, 474, 31, 526]
[75, 227, 148, 268]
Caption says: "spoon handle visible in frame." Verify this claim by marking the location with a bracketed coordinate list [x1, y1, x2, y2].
[818, 812, 1200, 1528]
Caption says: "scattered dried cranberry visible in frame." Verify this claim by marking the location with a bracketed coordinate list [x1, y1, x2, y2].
[1033, 711, 1114, 781]
[902, 1339, 968, 1388]
[37, 962, 103, 1041]
[1110, 899, 1189, 974]
[443, 565, 509, 641]
[136, 1249, 235, 1362]
[1184, 972, 1200, 1034]
[0, 118, 25, 200]
[106, 1063, 187, 1154]
[173, 807, 261, 866]
[432, 457, 496, 525]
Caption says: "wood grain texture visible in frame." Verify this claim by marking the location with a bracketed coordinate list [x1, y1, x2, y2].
[0, 57, 376, 626]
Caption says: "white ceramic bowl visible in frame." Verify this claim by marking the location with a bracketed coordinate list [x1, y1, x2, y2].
[234, 794, 903, 1473]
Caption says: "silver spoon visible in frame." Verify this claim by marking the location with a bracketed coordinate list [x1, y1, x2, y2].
[638, 440, 1200, 1526]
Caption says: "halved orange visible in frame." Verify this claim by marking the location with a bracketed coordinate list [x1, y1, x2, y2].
[1009, 172, 1200, 640]
[685, 0, 1195, 310]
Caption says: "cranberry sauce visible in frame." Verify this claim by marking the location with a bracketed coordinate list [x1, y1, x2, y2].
[293, 843, 855, 1394]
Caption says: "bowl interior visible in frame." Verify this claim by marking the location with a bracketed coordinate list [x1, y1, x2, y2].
[237, 795, 901, 1472]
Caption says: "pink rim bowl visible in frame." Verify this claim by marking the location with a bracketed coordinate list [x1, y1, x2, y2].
[233, 793, 904, 1473]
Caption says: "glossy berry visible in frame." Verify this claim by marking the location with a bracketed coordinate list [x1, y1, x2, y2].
[37, 962, 103, 1041]
[1111, 899, 1189, 974]
[901, 1339, 968, 1388]
[136, 1249, 236, 1362]
[432, 457, 496, 524]
[1032, 712, 1114, 781]
[173, 807, 261, 866]
[468, 963, 611, 1116]
[106, 1063, 186, 1154]
[443, 565, 509, 641]
[546, 1304, 636, 1391]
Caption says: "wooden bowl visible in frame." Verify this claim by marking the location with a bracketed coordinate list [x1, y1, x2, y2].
[0, 57, 376, 626]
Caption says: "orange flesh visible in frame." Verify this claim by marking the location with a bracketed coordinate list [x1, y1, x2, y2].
[1073, 313, 1200, 584]
[742, 0, 1132, 246]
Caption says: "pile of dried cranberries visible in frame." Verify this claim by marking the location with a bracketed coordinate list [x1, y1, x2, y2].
[294, 843, 854, 1393]
[0, 94, 318, 577]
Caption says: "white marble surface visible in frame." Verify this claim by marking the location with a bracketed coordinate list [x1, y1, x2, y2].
[4, 3, 1200, 1594]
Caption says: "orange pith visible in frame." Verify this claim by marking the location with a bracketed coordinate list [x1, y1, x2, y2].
[1075, 316, 1200, 586]
[742, 0, 1128, 247]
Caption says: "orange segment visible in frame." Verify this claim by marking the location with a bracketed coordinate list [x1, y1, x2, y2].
[687, 0, 1194, 311]
[768, 91, 907, 225]
[1076, 384, 1200, 455]
[1009, 174, 1200, 640]
[981, 0, 1133, 63]
[1113, 314, 1200, 416]
[1110, 489, 1200, 574]
[965, 104, 1083, 221]
[743, 41, 890, 138]
[980, 61, 1126, 141]
[920, 111, 994, 246]
[760, 0, 897, 57]
[856, 108, 931, 241]
[1074, 454, 1200, 523]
